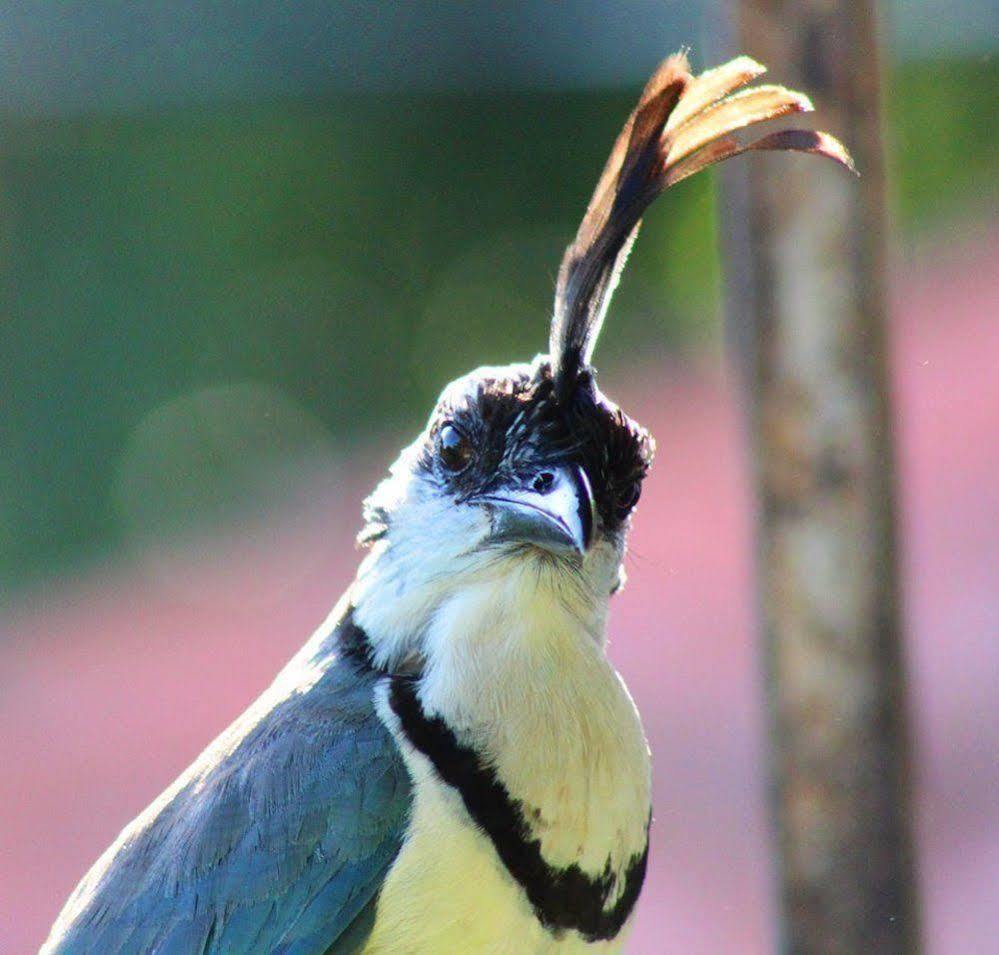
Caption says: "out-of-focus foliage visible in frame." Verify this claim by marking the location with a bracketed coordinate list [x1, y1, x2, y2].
[0, 88, 718, 588]
[889, 56, 999, 228]
[0, 57, 993, 590]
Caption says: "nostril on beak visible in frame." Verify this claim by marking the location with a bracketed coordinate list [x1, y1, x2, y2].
[532, 471, 555, 494]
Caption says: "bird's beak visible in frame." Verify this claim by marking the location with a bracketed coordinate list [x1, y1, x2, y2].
[477, 464, 595, 556]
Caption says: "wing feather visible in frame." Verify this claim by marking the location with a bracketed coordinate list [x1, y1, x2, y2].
[42, 611, 410, 955]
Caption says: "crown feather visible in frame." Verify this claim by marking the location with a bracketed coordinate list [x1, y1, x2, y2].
[549, 52, 855, 402]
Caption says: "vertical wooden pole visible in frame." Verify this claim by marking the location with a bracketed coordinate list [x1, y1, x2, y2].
[721, 3, 920, 952]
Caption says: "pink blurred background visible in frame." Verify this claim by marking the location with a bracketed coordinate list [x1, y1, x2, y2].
[3, 230, 996, 953]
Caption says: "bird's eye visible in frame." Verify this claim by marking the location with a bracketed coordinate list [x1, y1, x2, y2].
[614, 481, 642, 520]
[438, 423, 474, 472]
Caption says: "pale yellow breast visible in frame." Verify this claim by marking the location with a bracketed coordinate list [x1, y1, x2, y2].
[361, 750, 631, 955]
[362, 559, 649, 953]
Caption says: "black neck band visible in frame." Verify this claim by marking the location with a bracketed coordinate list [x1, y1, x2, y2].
[388, 677, 648, 942]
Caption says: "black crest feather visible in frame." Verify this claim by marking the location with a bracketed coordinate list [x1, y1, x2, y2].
[549, 52, 855, 403]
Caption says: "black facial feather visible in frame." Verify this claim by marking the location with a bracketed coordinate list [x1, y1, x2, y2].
[420, 361, 653, 534]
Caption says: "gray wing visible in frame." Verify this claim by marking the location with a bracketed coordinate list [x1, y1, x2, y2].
[43, 608, 411, 955]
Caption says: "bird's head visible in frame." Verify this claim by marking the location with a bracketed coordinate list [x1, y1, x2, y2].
[359, 357, 653, 601]
[350, 53, 852, 652]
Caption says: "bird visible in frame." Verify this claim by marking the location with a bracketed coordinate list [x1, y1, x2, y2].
[43, 53, 851, 955]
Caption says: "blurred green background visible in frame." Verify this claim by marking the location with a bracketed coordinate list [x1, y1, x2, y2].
[1, 1, 995, 593]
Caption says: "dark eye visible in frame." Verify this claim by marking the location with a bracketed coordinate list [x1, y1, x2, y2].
[614, 480, 642, 520]
[438, 423, 474, 472]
